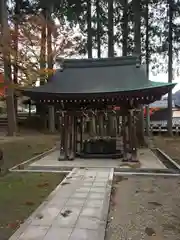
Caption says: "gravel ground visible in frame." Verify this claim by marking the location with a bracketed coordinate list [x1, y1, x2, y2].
[153, 136, 180, 165]
[105, 175, 180, 240]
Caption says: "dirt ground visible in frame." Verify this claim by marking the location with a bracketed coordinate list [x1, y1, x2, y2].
[0, 134, 59, 173]
[105, 175, 180, 240]
[153, 136, 180, 164]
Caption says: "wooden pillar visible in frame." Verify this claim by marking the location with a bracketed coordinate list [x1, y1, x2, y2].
[108, 115, 113, 136]
[28, 103, 31, 117]
[68, 114, 75, 160]
[127, 111, 139, 162]
[58, 114, 61, 132]
[125, 114, 129, 157]
[99, 113, 104, 136]
[74, 116, 77, 154]
[104, 111, 108, 136]
[145, 105, 150, 136]
[64, 113, 69, 160]
[131, 110, 138, 161]
[128, 110, 133, 151]
[114, 113, 117, 137]
[122, 114, 128, 161]
[116, 115, 119, 135]
[80, 116, 83, 152]
[68, 114, 72, 158]
[119, 116, 121, 135]
[90, 116, 96, 137]
[48, 105, 55, 133]
[59, 112, 65, 160]
[76, 118, 80, 153]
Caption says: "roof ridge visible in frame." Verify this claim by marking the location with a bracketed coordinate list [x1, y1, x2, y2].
[56, 55, 140, 69]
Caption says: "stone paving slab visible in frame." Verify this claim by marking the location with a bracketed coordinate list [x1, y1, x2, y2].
[9, 167, 114, 240]
[43, 227, 72, 240]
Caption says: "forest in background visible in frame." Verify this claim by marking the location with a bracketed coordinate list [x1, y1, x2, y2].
[0, 0, 179, 137]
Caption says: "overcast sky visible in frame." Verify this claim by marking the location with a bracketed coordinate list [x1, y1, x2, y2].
[150, 72, 179, 93]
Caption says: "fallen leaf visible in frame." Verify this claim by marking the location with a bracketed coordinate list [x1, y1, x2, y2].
[37, 182, 49, 188]
[61, 210, 72, 217]
[61, 182, 70, 186]
[25, 200, 35, 206]
[145, 227, 156, 236]
[148, 201, 162, 207]
[66, 176, 72, 179]
[36, 213, 43, 219]
[7, 222, 19, 229]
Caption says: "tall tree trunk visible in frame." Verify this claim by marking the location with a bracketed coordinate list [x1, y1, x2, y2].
[40, 9, 47, 86]
[122, 0, 128, 56]
[96, 0, 102, 134]
[1, 0, 17, 135]
[13, 0, 20, 86]
[47, 9, 53, 72]
[122, 0, 128, 159]
[14, 0, 22, 121]
[133, 0, 145, 146]
[37, 8, 47, 126]
[96, 0, 101, 58]
[108, 0, 114, 57]
[87, 0, 92, 58]
[145, 0, 150, 136]
[87, 0, 95, 135]
[108, 0, 114, 136]
[133, 0, 141, 56]
[47, 5, 55, 133]
[167, 0, 173, 136]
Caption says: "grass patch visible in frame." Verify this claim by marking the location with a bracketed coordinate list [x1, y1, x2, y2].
[0, 135, 58, 173]
[0, 172, 66, 240]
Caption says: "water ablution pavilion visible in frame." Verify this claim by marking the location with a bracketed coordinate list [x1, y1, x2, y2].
[21, 56, 175, 162]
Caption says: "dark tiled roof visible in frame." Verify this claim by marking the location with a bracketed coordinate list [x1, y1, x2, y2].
[21, 56, 175, 98]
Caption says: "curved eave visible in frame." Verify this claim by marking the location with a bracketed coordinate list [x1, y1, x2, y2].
[20, 82, 176, 102]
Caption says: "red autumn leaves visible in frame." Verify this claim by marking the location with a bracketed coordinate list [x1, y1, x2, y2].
[6, 220, 23, 229]
[0, 72, 6, 97]
[4, 181, 49, 230]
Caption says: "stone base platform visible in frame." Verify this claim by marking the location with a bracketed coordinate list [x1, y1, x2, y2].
[28, 149, 166, 171]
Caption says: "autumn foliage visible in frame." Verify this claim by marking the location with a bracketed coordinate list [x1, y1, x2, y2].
[0, 13, 83, 87]
[0, 73, 6, 96]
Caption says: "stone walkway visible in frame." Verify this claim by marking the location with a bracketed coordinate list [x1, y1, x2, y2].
[9, 168, 113, 240]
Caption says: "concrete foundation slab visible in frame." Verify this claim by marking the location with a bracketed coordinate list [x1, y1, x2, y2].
[28, 149, 166, 171]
